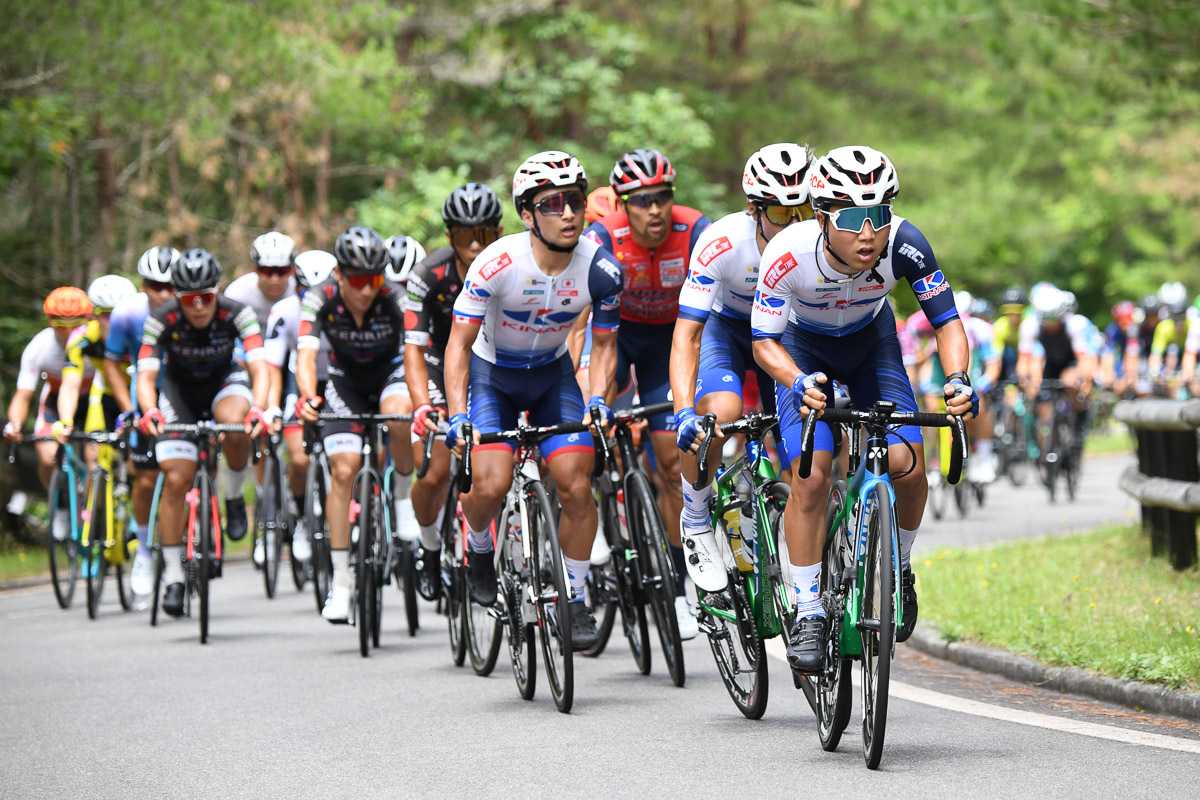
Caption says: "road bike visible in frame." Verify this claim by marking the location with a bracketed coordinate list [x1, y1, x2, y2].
[301, 427, 333, 614]
[80, 428, 137, 618]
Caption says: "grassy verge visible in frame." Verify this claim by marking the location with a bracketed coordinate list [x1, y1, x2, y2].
[918, 523, 1200, 691]
[1083, 426, 1134, 457]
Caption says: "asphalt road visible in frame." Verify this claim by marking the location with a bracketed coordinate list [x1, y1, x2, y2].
[4, 451, 1197, 799]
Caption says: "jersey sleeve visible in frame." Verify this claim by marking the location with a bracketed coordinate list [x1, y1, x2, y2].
[582, 222, 613, 251]
[678, 227, 731, 323]
[404, 265, 433, 348]
[1017, 316, 1039, 356]
[16, 334, 46, 392]
[263, 303, 290, 369]
[1150, 319, 1175, 357]
[587, 250, 623, 331]
[233, 304, 265, 362]
[138, 311, 167, 373]
[1066, 315, 1093, 356]
[751, 241, 801, 341]
[453, 250, 514, 325]
[298, 286, 327, 351]
[892, 222, 958, 328]
[104, 306, 133, 362]
[687, 215, 713, 254]
[62, 325, 92, 379]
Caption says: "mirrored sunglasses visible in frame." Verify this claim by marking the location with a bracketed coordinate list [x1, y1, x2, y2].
[533, 191, 586, 217]
[761, 202, 816, 226]
[622, 187, 674, 209]
[825, 204, 893, 234]
[449, 226, 501, 248]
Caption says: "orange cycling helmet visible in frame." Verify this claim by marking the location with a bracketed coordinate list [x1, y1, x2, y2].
[43, 286, 93, 320]
[585, 186, 619, 223]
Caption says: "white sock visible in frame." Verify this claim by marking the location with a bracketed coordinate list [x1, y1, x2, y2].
[975, 439, 994, 457]
[224, 466, 246, 501]
[135, 523, 150, 551]
[467, 523, 493, 553]
[681, 474, 712, 531]
[419, 522, 440, 551]
[899, 527, 918, 570]
[563, 555, 589, 603]
[393, 472, 412, 501]
[790, 562, 824, 617]
[163, 546, 183, 584]
[332, 549, 350, 589]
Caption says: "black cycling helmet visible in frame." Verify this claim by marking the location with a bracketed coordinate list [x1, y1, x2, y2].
[333, 226, 389, 273]
[1140, 293, 1162, 316]
[172, 248, 222, 291]
[609, 149, 676, 194]
[999, 286, 1027, 307]
[442, 183, 503, 228]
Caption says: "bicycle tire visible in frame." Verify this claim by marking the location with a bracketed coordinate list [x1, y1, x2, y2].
[150, 543, 163, 627]
[529, 480, 573, 713]
[704, 576, 768, 719]
[466, 548, 503, 676]
[953, 479, 971, 518]
[355, 474, 374, 658]
[1059, 419, 1080, 502]
[604, 479, 650, 673]
[441, 491, 467, 667]
[626, 470, 684, 687]
[1005, 406, 1030, 487]
[45, 466, 79, 609]
[370, 475, 386, 649]
[397, 542, 420, 637]
[860, 482, 896, 770]
[925, 467, 947, 521]
[85, 472, 108, 620]
[197, 476, 212, 645]
[256, 452, 282, 599]
[581, 482, 619, 658]
[113, 482, 134, 612]
[499, 520, 536, 699]
[307, 458, 332, 614]
[816, 479, 853, 751]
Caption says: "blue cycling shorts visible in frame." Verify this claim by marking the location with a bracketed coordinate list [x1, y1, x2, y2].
[616, 319, 674, 432]
[467, 353, 592, 460]
[775, 304, 921, 471]
[696, 313, 778, 417]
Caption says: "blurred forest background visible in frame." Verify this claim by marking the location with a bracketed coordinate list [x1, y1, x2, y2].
[2, 0, 1198, 398]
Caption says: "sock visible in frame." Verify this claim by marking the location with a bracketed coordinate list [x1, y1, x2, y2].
[392, 473, 412, 501]
[163, 546, 183, 584]
[135, 523, 150, 551]
[419, 522, 440, 551]
[563, 555, 589, 603]
[467, 523, 493, 553]
[899, 527, 918, 570]
[224, 466, 246, 501]
[332, 549, 350, 589]
[670, 544, 687, 596]
[680, 474, 712, 530]
[790, 562, 824, 617]
[975, 439, 993, 457]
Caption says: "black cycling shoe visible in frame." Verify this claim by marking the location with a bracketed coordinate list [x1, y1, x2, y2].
[162, 582, 185, 618]
[225, 497, 248, 542]
[785, 614, 827, 673]
[415, 546, 442, 602]
[568, 601, 599, 651]
[897, 565, 919, 643]
[466, 551, 497, 606]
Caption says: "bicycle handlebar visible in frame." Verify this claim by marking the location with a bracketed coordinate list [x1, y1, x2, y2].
[691, 413, 718, 490]
[459, 421, 474, 495]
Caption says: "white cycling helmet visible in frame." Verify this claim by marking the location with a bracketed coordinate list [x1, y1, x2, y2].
[1032, 285, 1066, 319]
[1158, 280, 1187, 308]
[742, 143, 814, 205]
[954, 290, 974, 317]
[512, 150, 588, 212]
[808, 145, 899, 209]
[137, 246, 180, 282]
[1062, 290, 1078, 315]
[384, 235, 426, 285]
[250, 231, 298, 268]
[87, 274, 138, 311]
[294, 249, 337, 288]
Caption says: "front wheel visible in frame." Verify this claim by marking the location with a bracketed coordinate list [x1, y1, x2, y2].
[196, 477, 212, 645]
[396, 542, 420, 637]
[466, 549, 503, 676]
[255, 454, 283, 599]
[626, 470, 684, 687]
[529, 481, 573, 713]
[816, 480, 853, 751]
[440, 487, 467, 668]
[84, 473, 108, 620]
[307, 459, 332, 614]
[860, 483, 896, 770]
[46, 466, 79, 609]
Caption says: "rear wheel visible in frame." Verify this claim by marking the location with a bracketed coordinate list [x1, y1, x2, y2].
[307, 458, 331, 614]
[196, 477, 212, 645]
[499, 521, 536, 699]
[861, 483, 896, 770]
[466, 549, 503, 676]
[626, 471, 683, 687]
[355, 474, 375, 658]
[84, 473, 108, 620]
[256, 453, 282, 599]
[529, 481, 573, 713]
[396, 542, 420, 637]
[46, 466, 79, 609]
[113, 488, 134, 612]
[580, 483, 618, 658]
[816, 480, 853, 751]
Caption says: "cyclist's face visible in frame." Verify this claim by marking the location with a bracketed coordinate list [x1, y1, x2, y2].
[180, 295, 218, 327]
[336, 268, 383, 314]
[622, 184, 674, 250]
[819, 203, 890, 272]
[256, 267, 293, 302]
[523, 187, 584, 250]
[96, 311, 112, 338]
[143, 279, 175, 311]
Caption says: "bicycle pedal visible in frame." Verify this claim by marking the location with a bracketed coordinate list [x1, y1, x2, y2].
[487, 606, 506, 623]
[699, 619, 727, 638]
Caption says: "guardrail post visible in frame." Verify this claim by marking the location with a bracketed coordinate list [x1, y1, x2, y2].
[1137, 429, 1167, 556]
[1162, 430, 1198, 570]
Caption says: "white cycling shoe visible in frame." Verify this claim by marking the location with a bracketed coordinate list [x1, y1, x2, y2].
[291, 520, 311, 562]
[321, 584, 351, 624]
[130, 548, 155, 597]
[675, 596, 699, 641]
[681, 522, 728, 593]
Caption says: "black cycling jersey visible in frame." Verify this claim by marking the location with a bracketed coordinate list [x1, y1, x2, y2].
[298, 279, 405, 384]
[1039, 324, 1076, 380]
[404, 246, 463, 361]
[138, 297, 263, 381]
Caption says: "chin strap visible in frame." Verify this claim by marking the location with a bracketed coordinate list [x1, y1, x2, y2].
[819, 216, 889, 279]
[531, 216, 577, 254]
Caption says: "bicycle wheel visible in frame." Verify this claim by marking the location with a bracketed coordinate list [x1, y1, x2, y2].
[441, 493, 467, 667]
[925, 467, 947, 520]
[113, 478, 134, 612]
[816, 479, 853, 751]
[1058, 419, 1080, 502]
[466, 549, 503, 676]
[256, 454, 283, 599]
[581, 483, 619, 658]
[1005, 406, 1030, 487]
[355, 474, 375, 657]
[150, 543, 163, 627]
[196, 476, 212, 645]
[396, 541, 420, 637]
[703, 577, 768, 719]
[369, 478, 386, 649]
[953, 479, 971, 518]
[626, 470, 684, 687]
[307, 457, 332, 613]
[45, 466, 79, 609]
[860, 482, 896, 770]
[84, 473, 108, 620]
[499, 521, 536, 699]
[528, 480, 573, 713]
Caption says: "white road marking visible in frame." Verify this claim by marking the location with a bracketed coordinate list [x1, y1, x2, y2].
[763, 638, 1200, 755]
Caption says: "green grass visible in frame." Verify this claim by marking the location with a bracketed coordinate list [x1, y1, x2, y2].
[1083, 426, 1135, 457]
[919, 524, 1200, 691]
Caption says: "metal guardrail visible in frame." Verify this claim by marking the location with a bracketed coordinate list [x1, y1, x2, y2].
[1114, 399, 1200, 570]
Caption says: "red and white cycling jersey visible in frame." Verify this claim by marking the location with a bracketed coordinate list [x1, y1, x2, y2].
[18, 327, 94, 397]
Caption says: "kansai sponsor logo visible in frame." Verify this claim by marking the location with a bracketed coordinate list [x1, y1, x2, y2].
[763, 252, 798, 289]
[479, 253, 512, 280]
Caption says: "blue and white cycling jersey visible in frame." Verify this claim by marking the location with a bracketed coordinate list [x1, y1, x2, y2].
[452, 232, 623, 368]
[751, 217, 959, 340]
[104, 292, 150, 365]
[678, 212, 761, 324]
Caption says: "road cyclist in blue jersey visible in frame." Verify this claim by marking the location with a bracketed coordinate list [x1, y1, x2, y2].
[444, 151, 623, 650]
[750, 146, 978, 671]
[671, 142, 814, 612]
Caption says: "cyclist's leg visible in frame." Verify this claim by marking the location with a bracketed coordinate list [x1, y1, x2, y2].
[34, 391, 61, 489]
[379, 363, 417, 541]
[153, 377, 205, 614]
[320, 375, 366, 618]
[212, 369, 253, 540]
[411, 360, 450, 552]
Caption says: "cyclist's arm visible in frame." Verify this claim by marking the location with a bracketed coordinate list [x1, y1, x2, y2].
[404, 343, 432, 409]
[1147, 319, 1173, 376]
[587, 327, 618, 405]
[751, 336, 802, 389]
[295, 348, 317, 400]
[266, 363, 283, 410]
[445, 321, 480, 418]
[56, 371, 83, 430]
[247, 357, 271, 410]
[104, 358, 133, 413]
[6, 388, 33, 435]
[135, 367, 159, 413]
[566, 309, 589, 371]
[136, 313, 166, 412]
[932, 318, 970, 378]
[403, 272, 435, 408]
[669, 318, 705, 413]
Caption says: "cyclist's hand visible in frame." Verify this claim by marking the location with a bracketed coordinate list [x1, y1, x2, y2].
[115, 411, 137, 433]
[263, 405, 284, 435]
[674, 407, 718, 454]
[139, 407, 165, 437]
[412, 403, 443, 438]
[244, 405, 268, 438]
[51, 420, 73, 445]
[296, 395, 322, 424]
[944, 379, 979, 420]
[3, 421, 20, 443]
[791, 372, 828, 418]
[445, 413, 472, 457]
[584, 395, 611, 431]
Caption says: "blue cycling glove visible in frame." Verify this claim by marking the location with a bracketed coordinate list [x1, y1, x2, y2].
[445, 413, 471, 450]
[946, 377, 980, 417]
[587, 395, 611, 426]
[674, 407, 702, 451]
[790, 371, 827, 414]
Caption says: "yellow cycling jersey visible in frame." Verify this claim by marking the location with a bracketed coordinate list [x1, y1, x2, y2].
[1150, 318, 1191, 357]
[64, 320, 128, 398]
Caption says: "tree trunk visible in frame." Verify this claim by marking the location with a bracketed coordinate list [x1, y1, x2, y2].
[90, 115, 118, 280]
[68, 144, 83, 288]
[276, 110, 307, 220]
[166, 140, 187, 246]
[314, 125, 332, 247]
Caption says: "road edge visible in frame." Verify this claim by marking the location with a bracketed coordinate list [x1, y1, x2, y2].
[0, 552, 255, 593]
[908, 625, 1200, 723]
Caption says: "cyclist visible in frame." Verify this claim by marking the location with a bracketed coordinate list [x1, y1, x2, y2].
[384, 235, 427, 289]
[5, 287, 96, 537]
[993, 286, 1027, 383]
[295, 227, 414, 624]
[405, 182, 504, 600]
[261, 249, 338, 566]
[104, 246, 180, 596]
[1105, 300, 1141, 396]
[136, 249, 270, 617]
[444, 151, 622, 650]
[582, 148, 712, 628]
[1179, 295, 1200, 396]
[671, 143, 812, 618]
[584, 186, 619, 224]
[751, 145, 976, 671]
[1147, 281, 1191, 382]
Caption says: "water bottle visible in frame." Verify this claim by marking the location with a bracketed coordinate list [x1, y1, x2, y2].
[616, 488, 629, 541]
[740, 498, 758, 572]
[723, 506, 753, 572]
